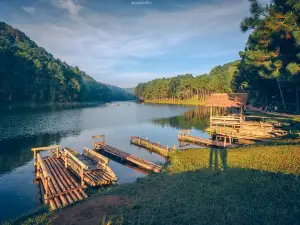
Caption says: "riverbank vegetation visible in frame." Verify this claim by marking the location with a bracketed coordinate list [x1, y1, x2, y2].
[6, 141, 300, 225]
[0, 22, 135, 104]
[136, 0, 300, 112]
[136, 61, 239, 104]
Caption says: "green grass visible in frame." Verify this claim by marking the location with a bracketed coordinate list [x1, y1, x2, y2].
[168, 145, 300, 175]
[5, 143, 300, 225]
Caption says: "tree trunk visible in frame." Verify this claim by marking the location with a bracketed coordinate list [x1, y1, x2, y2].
[276, 78, 286, 110]
[296, 86, 299, 112]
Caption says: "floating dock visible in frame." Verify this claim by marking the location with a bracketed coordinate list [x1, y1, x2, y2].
[130, 136, 175, 157]
[178, 130, 237, 148]
[208, 115, 287, 140]
[60, 147, 117, 187]
[93, 135, 162, 173]
[32, 146, 88, 210]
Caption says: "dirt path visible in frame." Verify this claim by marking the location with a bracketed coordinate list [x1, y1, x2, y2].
[247, 105, 300, 118]
[51, 195, 132, 225]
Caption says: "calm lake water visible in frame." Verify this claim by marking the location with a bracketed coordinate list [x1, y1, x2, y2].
[0, 102, 210, 222]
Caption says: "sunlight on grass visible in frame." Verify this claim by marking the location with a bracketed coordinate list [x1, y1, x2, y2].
[169, 145, 300, 175]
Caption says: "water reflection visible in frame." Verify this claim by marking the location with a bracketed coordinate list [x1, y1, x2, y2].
[0, 132, 81, 174]
[152, 106, 228, 130]
[1, 102, 232, 222]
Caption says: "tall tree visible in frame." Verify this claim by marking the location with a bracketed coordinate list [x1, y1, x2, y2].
[240, 0, 300, 110]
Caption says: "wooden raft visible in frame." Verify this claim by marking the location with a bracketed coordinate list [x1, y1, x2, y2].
[178, 130, 236, 148]
[130, 136, 176, 157]
[208, 115, 287, 140]
[93, 135, 162, 173]
[32, 146, 88, 211]
[60, 147, 117, 187]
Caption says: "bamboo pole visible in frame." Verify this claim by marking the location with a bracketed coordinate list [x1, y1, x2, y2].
[48, 158, 74, 204]
[55, 159, 85, 200]
[44, 159, 68, 207]
[32, 146, 60, 165]
[64, 149, 88, 170]
[83, 147, 109, 164]
[39, 171, 56, 210]
[50, 158, 79, 202]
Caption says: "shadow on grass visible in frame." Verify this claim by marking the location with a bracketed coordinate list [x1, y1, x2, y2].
[209, 148, 228, 171]
[111, 167, 300, 225]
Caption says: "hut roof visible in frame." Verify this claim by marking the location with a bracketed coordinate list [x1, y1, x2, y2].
[204, 93, 248, 107]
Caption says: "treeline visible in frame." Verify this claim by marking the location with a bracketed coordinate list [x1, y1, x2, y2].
[0, 22, 134, 104]
[135, 61, 239, 102]
[234, 0, 300, 111]
[105, 84, 136, 101]
[136, 0, 300, 111]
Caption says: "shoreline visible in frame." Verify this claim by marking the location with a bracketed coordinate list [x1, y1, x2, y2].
[5, 139, 300, 225]
[143, 99, 204, 106]
[0, 100, 139, 111]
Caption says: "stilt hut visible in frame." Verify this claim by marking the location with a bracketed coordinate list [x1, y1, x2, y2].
[203, 93, 287, 139]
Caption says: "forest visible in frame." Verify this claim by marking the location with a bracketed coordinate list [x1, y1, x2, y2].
[135, 61, 239, 103]
[136, 0, 300, 111]
[0, 22, 135, 104]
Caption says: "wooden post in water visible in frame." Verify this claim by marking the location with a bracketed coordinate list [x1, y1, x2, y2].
[210, 106, 213, 128]
[173, 144, 176, 150]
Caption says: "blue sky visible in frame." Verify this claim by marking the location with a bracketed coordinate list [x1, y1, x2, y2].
[0, 0, 269, 87]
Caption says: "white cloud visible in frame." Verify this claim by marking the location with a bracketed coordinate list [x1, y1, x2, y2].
[22, 6, 36, 14]
[53, 0, 83, 15]
[11, 0, 251, 87]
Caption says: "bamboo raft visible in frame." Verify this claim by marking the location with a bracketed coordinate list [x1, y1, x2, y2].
[32, 146, 88, 210]
[130, 136, 176, 157]
[60, 147, 117, 187]
[178, 130, 237, 148]
[208, 115, 287, 140]
[93, 135, 162, 173]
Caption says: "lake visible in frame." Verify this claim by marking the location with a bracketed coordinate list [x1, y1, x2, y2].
[0, 102, 210, 222]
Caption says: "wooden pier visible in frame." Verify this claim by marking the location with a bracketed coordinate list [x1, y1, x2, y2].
[178, 130, 236, 148]
[32, 146, 88, 210]
[130, 136, 176, 157]
[93, 135, 162, 173]
[60, 147, 117, 187]
[208, 115, 287, 140]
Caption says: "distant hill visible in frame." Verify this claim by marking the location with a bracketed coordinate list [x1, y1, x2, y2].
[124, 87, 136, 95]
[0, 22, 134, 103]
[105, 85, 136, 101]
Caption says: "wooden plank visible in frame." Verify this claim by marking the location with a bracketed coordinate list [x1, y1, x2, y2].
[83, 147, 109, 164]
[97, 144, 162, 173]
[37, 154, 52, 179]
[130, 136, 169, 157]
[32, 145, 60, 152]
[64, 149, 88, 170]
[55, 159, 87, 199]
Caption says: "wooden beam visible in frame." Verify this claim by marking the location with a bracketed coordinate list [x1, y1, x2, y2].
[32, 145, 60, 165]
[64, 149, 88, 170]
[32, 145, 61, 152]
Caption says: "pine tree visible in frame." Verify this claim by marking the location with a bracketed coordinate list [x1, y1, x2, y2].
[240, 0, 300, 110]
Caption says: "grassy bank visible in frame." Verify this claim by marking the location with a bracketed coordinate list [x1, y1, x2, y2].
[5, 142, 300, 225]
[144, 98, 202, 106]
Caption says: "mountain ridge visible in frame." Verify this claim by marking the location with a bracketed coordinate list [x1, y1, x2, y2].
[0, 22, 134, 103]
